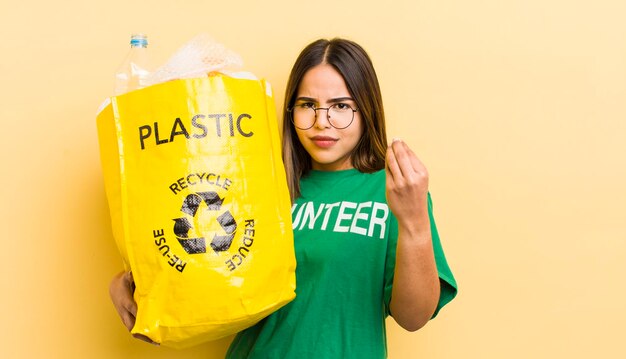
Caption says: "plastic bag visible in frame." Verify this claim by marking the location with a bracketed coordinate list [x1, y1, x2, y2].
[96, 37, 296, 348]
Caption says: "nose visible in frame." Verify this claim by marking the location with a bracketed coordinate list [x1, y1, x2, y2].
[313, 107, 331, 129]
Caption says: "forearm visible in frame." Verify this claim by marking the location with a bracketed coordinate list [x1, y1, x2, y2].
[389, 218, 440, 332]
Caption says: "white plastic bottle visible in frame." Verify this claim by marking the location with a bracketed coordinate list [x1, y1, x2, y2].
[114, 34, 152, 95]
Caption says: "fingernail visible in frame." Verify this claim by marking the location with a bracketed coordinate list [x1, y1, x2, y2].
[392, 137, 401, 143]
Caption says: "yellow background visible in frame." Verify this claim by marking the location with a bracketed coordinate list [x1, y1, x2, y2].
[1, 0, 624, 358]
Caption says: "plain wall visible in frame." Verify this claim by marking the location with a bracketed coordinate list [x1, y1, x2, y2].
[1, 0, 625, 358]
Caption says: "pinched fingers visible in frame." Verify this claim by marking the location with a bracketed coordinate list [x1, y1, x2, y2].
[387, 139, 428, 186]
[392, 139, 417, 179]
[404, 142, 427, 175]
[386, 140, 402, 183]
[404, 143, 429, 191]
[386, 140, 430, 221]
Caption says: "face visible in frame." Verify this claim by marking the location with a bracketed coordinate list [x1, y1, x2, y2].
[294, 64, 363, 171]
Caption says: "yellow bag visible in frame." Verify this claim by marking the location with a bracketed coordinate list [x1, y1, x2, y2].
[97, 73, 296, 348]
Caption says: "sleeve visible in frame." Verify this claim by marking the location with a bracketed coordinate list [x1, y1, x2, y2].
[383, 192, 458, 319]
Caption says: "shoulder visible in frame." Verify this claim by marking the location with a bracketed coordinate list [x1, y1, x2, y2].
[354, 169, 387, 201]
[364, 169, 387, 188]
[360, 168, 386, 181]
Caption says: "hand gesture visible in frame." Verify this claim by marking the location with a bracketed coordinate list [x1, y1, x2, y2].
[385, 139, 429, 229]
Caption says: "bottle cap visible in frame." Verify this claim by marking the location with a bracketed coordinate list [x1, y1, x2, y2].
[130, 33, 148, 47]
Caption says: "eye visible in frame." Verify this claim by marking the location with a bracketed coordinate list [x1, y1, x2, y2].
[333, 103, 352, 111]
[297, 102, 316, 109]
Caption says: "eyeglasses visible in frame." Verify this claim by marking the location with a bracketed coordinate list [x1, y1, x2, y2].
[288, 103, 358, 130]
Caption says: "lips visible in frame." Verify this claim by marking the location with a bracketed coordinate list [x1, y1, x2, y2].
[311, 136, 338, 148]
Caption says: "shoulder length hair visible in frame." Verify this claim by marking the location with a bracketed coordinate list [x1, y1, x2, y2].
[282, 38, 388, 201]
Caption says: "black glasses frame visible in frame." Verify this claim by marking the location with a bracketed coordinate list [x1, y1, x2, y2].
[287, 103, 358, 130]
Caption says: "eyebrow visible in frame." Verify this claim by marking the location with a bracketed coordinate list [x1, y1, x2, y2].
[295, 96, 355, 103]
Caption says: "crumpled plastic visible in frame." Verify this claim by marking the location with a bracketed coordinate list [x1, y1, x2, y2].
[145, 33, 244, 86]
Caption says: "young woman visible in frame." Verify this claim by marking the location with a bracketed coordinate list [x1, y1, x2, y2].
[110, 38, 457, 358]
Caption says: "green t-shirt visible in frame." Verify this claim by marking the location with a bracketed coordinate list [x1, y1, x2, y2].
[226, 169, 457, 358]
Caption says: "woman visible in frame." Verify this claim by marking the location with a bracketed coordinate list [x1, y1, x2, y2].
[110, 38, 457, 358]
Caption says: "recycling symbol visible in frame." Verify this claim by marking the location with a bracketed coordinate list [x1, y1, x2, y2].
[173, 191, 237, 254]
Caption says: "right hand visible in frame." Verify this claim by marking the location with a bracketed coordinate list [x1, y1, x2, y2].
[109, 271, 137, 331]
[109, 271, 158, 344]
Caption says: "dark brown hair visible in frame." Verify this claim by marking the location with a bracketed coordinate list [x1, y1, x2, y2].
[282, 38, 388, 201]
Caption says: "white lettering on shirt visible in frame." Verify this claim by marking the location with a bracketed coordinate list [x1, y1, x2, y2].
[291, 201, 389, 238]
[369, 202, 389, 239]
[299, 201, 326, 230]
[321, 202, 341, 230]
[350, 201, 372, 236]
[334, 202, 358, 233]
